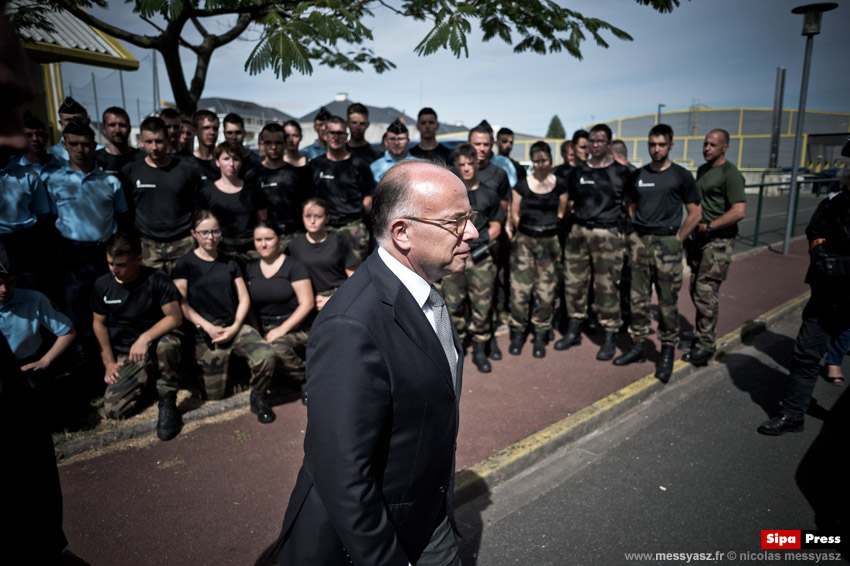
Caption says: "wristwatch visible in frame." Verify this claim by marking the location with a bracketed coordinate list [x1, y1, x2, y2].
[706, 222, 713, 233]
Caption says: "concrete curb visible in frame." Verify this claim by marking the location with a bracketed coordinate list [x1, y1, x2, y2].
[453, 290, 810, 506]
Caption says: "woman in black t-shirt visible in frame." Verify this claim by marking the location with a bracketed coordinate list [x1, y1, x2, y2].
[246, 221, 314, 393]
[196, 141, 268, 262]
[287, 198, 357, 311]
[172, 210, 278, 423]
[508, 141, 569, 358]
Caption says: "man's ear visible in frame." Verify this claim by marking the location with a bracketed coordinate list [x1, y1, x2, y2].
[390, 218, 412, 251]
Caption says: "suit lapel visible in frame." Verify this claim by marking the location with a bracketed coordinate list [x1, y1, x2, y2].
[366, 254, 457, 395]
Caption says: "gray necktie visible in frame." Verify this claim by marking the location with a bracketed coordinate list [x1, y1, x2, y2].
[428, 286, 457, 387]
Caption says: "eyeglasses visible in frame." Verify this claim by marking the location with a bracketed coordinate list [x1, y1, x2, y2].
[404, 211, 478, 235]
[195, 229, 222, 238]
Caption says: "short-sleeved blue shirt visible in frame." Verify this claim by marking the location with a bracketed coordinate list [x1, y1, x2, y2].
[17, 154, 64, 182]
[45, 164, 128, 242]
[0, 159, 51, 234]
[0, 288, 73, 360]
[370, 150, 411, 184]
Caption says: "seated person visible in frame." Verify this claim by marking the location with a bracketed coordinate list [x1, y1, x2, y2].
[0, 250, 76, 390]
[246, 221, 314, 402]
[91, 232, 183, 441]
[287, 198, 357, 311]
[172, 210, 277, 423]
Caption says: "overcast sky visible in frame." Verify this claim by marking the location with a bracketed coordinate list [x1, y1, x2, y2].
[61, 0, 849, 137]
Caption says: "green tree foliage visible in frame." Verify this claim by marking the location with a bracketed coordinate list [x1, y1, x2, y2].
[13, 1, 681, 116]
[546, 115, 566, 139]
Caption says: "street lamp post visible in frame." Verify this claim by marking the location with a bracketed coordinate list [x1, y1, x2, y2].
[782, 2, 837, 255]
[657, 103, 666, 125]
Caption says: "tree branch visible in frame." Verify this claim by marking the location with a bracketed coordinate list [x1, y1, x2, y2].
[209, 13, 255, 48]
[191, 16, 209, 38]
[51, 0, 161, 49]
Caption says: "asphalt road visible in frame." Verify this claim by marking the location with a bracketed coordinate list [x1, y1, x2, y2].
[735, 193, 821, 254]
[456, 313, 848, 566]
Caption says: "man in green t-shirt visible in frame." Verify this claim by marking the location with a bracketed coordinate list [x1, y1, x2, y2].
[684, 129, 746, 365]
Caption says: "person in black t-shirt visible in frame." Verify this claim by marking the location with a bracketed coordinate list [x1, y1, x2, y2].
[614, 124, 702, 382]
[438, 143, 504, 373]
[555, 123, 631, 361]
[247, 122, 312, 249]
[508, 141, 568, 359]
[188, 109, 221, 183]
[309, 116, 375, 263]
[282, 119, 309, 168]
[196, 140, 268, 261]
[346, 102, 383, 163]
[288, 198, 357, 310]
[247, 221, 314, 396]
[90, 232, 183, 440]
[121, 116, 200, 275]
[94, 106, 144, 178]
[172, 210, 277, 423]
[409, 107, 453, 165]
[223, 112, 263, 179]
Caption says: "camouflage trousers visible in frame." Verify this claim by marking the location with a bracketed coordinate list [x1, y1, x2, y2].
[563, 224, 625, 331]
[627, 232, 684, 345]
[195, 324, 277, 400]
[330, 220, 369, 264]
[103, 333, 182, 419]
[269, 329, 309, 381]
[509, 232, 561, 333]
[439, 253, 496, 343]
[141, 235, 194, 277]
[686, 236, 734, 353]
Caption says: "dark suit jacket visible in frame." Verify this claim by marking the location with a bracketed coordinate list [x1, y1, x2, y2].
[274, 250, 462, 566]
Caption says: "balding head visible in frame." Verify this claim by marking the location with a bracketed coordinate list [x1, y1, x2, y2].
[373, 160, 478, 282]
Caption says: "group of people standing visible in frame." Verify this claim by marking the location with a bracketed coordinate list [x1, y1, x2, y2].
[1, 93, 750, 444]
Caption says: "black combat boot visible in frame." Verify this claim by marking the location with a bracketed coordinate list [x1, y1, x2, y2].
[250, 390, 276, 424]
[508, 330, 525, 356]
[472, 341, 492, 373]
[655, 344, 675, 383]
[487, 335, 503, 360]
[596, 331, 617, 361]
[613, 341, 646, 366]
[156, 394, 181, 441]
[554, 319, 582, 351]
[532, 332, 547, 358]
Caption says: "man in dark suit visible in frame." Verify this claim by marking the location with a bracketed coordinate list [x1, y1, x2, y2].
[272, 160, 478, 565]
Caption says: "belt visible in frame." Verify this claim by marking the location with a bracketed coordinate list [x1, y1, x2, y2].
[573, 218, 620, 230]
[61, 237, 106, 248]
[518, 223, 559, 238]
[634, 226, 679, 236]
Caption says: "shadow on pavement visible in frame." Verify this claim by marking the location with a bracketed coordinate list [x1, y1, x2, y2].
[457, 471, 490, 566]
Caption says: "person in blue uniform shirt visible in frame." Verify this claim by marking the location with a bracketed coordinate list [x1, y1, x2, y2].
[47, 96, 103, 163]
[18, 111, 63, 179]
[371, 118, 413, 184]
[0, 135, 52, 293]
[45, 117, 128, 373]
[302, 106, 331, 160]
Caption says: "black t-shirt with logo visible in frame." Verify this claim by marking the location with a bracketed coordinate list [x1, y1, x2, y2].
[566, 161, 631, 227]
[410, 143, 454, 167]
[91, 267, 181, 354]
[625, 163, 701, 234]
[244, 163, 312, 233]
[95, 147, 144, 177]
[187, 154, 221, 184]
[245, 256, 310, 318]
[121, 157, 200, 239]
[309, 154, 375, 223]
[172, 252, 241, 321]
[288, 232, 358, 293]
[197, 181, 268, 242]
